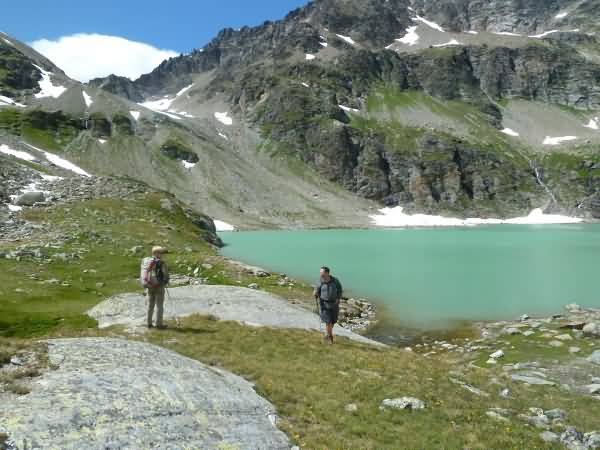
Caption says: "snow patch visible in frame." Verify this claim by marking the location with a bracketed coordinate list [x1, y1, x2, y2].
[584, 117, 599, 130]
[156, 111, 182, 120]
[555, 12, 568, 19]
[33, 64, 67, 99]
[2, 37, 15, 47]
[339, 104, 360, 113]
[396, 26, 420, 46]
[305, 53, 316, 60]
[530, 29, 579, 38]
[0, 144, 36, 161]
[214, 112, 233, 126]
[130, 110, 140, 121]
[82, 91, 93, 107]
[98, 139, 107, 144]
[370, 206, 582, 227]
[466, 30, 479, 35]
[433, 39, 461, 47]
[493, 31, 522, 37]
[336, 34, 356, 45]
[140, 97, 173, 112]
[24, 143, 91, 177]
[176, 84, 194, 97]
[0, 95, 26, 108]
[41, 174, 63, 181]
[543, 136, 577, 145]
[182, 161, 196, 169]
[214, 220, 236, 232]
[501, 128, 520, 137]
[413, 16, 445, 32]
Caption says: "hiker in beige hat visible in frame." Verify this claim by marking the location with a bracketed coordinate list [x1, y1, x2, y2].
[140, 246, 170, 328]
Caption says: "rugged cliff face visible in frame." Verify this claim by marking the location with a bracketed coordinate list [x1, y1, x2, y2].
[2, 0, 600, 224]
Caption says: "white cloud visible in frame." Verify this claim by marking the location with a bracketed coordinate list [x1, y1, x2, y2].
[29, 33, 178, 82]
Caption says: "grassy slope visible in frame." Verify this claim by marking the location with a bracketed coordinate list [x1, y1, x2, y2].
[1, 187, 599, 448]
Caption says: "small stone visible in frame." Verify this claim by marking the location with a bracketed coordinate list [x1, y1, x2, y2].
[583, 322, 600, 337]
[511, 375, 555, 385]
[248, 283, 259, 290]
[565, 303, 582, 312]
[569, 347, 581, 354]
[503, 327, 521, 335]
[500, 388, 511, 398]
[584, 431, 600, 449]
[345, 403, 358, 412]
[548, 340, 564, 347]
[201, 264, 213, 270]
[486, 410, 509, 422]
[490, 350, 504, 359]
[522, 330, 535, 337]
[10, 356, 23, 366]
[586, 384, 600, 395]
[540, 431, 559, 443]
[588, 350, 600, 365]
[560, 426, 585, 450]
[555, 334, 573, 341]
[486, 358, 497, 365]
[520, 314, 530, 321]
[544, 409, 566, 421]
[95, 282, 105, 288]
[380, 397, 425, 411]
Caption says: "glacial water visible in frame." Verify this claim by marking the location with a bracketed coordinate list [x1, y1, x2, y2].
[220, 225, 600, 329]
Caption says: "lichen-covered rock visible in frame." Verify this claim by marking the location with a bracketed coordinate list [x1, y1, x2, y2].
[0, 338, 291, 450]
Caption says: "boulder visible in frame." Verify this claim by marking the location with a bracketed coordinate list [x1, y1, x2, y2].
[0, 338, 290, 449]
[548, 340, 564, 347]
[569, 347, 581, 354]
[583, 322, 600, 337]
[14, 191, 45, 206]
[380, 397, 425, 411]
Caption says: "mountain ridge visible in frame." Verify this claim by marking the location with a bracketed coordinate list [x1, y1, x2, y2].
[2, 0, 600, 225]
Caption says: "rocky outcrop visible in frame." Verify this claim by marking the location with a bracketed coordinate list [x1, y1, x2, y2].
[0, 338, 291, 450]
[88, 285, 382, 345]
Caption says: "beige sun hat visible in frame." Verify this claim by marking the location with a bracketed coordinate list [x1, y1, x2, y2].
[152, 246, 167, 254]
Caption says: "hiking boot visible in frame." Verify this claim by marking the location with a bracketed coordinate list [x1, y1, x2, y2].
[147, 324, 154, 329]
[156, 324, 167, 330]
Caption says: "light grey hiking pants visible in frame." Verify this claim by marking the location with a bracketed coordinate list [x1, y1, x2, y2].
[147, 287, 165, 327]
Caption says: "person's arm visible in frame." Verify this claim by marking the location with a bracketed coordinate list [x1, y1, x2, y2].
[313, 283, 320, 299]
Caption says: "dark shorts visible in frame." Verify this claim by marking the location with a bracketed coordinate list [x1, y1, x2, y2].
[319, 301, 339, 324]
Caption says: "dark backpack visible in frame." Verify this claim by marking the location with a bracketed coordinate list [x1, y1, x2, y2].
[319, 276, 343, 303]
[155, 259, 165, 285]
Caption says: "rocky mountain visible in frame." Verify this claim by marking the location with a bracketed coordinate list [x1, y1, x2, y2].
[2, 0, 600, 225]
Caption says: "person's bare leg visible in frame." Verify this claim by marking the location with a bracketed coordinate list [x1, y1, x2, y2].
[326, 323, 334, 343]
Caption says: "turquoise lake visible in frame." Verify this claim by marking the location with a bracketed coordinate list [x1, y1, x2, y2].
[220, 225, 600, 329]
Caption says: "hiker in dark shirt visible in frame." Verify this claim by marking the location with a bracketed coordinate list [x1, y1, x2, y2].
[314, 266, 343, 344]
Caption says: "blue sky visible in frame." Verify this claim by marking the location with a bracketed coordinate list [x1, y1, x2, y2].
[1, 1, 310, 81]
[2, 0, 310, 52]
